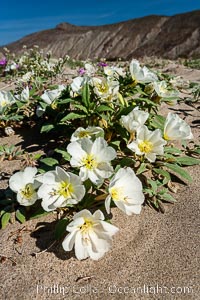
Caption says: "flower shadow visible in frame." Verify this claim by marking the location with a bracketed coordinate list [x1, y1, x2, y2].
[14, 124, 65, 154]
[30, 220, 76, 260]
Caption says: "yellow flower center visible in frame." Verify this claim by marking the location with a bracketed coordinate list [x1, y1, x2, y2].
[1, 100, 8, 107]
[51, 102, 57, 109]
[20, 183, 35, 199]
[164, 133, 170, 140]
[138, 140, 153, 153]
[57, 181, 74, 198]
[110, 187, 124, 201]
[131, 79, 138, 86]
[159, 86, 168, 94]
[80, 218, 94, 233]
[82, 154, 98, 170]
[96, 83, 108, 94]
[78, 131, 90, 138]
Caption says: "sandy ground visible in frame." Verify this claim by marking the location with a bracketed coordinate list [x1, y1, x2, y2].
[0, 64, 199, 300]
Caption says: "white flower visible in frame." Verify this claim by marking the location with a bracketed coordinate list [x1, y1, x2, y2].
[84, 63, 96, 76]
[62, 209, 119, 260]
[130, 59, 158, 83]
[128, 126, 167, 162]
[70, 76, 86, 95]
[38, 166, 85, 212]
[92, 77, 119, 101]
[5, 62, 18, 72]
[67, 137, 116, 185]
[104, 66, 125, 78]
[19, 71, 34, 83]
[120, 107, 149, 134]
[105, 167, 144, 215]
[153, 81, 179, 98]
[164, 113, 193, 141]
[70, 126, 104, 142]
[41, 85, 65, 105]
[9, 167, 40, 206]
[36, 105, 45, 117]
[92, 77, 109, 99]
[0, 91, 15, 112]
[16, 86, 29, 102]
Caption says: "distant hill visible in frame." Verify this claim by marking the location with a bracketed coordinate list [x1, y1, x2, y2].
[1, 10, 200, 60]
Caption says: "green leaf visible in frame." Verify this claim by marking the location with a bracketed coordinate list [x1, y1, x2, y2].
[153, 168, 171, 182]
[109, 140, 120, 150]
[82, 83, 90, 109]
[194, 148, 200, 154]
[73, 104, 88, 114]
[144, 188, 153, 197]
[41, 124, 55, 133]
[30, 207, 50, 219]
[176, 156, 200, 166]
[55, 218, 69, 240]
[160, 193, 177, 203]
[33, 153, 43, 160]
[16, 100, 25, 108]
[136, 97, 157, 106]
[16, 208, 26, 223]
[58, 98, 73, 104]
[96, 105, 114, 113]
[164, 147, 182, 154]
[148, 179, 157, 193]
[136, 162, 147, 175]
[150, 114, 166, 129]
[165, 163, 192, 182]
[40, 157, 59, 166]
[60, 112, 86, 122]
[1, 212, 11, 229]
[55, 149, 71, 161]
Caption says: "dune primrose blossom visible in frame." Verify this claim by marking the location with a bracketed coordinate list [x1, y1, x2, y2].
[67, 137, 116, 185]
[120, 107, 149, 134]
[38, 167, 85, 212]
[84, 63, 96, 76]
[70, 126, 104, 142]
[5, 62, 19, 72]
[41, 85, 65, 105]
[130, 59, 158, 83]
[0, 91, 15, 112]
[164, 113, 193, 141]
[92, 77, 119, 101]
[62, 209, 119, 260]
[9, 167, 40, 206]
[16, 86, 29, 102]
[153, 81, 179, 98]
[70, 76, 87, 96]
[104, 66, 125, 78]
[105, 167, 144, 215]
[128, 126, 167, 162]
[20, 71, 34, 83]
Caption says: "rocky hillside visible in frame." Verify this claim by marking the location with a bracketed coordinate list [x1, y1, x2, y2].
[2, 10, 200, 60]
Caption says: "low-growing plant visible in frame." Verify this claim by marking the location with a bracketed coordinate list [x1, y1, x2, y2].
[0, 51, 199, 261]
[0, 144, 23, 161]
[183, 58, 200, 70]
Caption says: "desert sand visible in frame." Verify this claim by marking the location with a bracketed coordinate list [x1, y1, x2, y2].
[0, 63, 199, 300]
